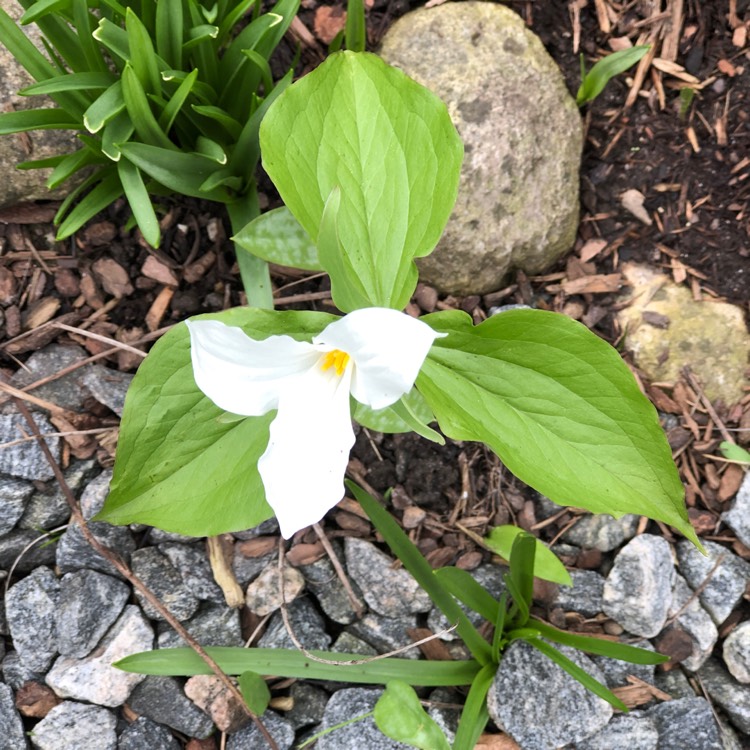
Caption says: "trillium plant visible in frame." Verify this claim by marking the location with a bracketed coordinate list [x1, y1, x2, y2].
[101, 52, 701, 748]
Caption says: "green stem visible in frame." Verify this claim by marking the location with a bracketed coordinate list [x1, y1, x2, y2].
[226, 187, 274, 310]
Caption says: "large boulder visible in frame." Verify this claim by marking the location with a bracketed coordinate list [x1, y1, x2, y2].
[380, 1, 581, 295]
[0, 0, 81, 206]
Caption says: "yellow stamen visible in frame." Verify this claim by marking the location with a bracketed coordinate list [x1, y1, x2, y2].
[321, 349, 350, 376]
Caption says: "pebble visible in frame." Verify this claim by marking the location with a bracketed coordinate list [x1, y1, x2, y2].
[232, 549, 275, 588]
[591, 638, 656, 688]
[602, 534, 674, 637]
[576, 713, 659, 750]
[330, 631, 378, 656]
[0, 529, 57, 572]
[645, 696, 724, 750]
[130, 547, 200, 622]
[1, 651, 45, 691]
[675, 539, 750, 625]
[563, 513, 639, 552]
[0, 681, 27, 749]
[245, 563, 305, 616]
[157, 603, 243, 649]
[184, 675, 250, 733]
[80, 365, 133, 417]
[722, 470, 750, 549]
[487, 639, 613, 749]
[654, 667, 696, 700]
[667, 573, 717, 671]
[30, 701, 117, 750]
[6, 566, 60, 672]
[553, 568, 604, 617]
[56, 569, 130, 657]
[45, 605, 152, 707]
[347, 613, 421, 660]
[301, 554, 362, 625]
[0, 412, 59, 481]
[0, 478, 34, 535]
[127, 676, 214, 739]
[723, 621, 750, 683]
[316, 688, 409, 749]
[158, 543, 224, 603]
[285, 682, 329, 729]
[344, 537, 432, 616]
[78, 470, 111, 519]
[226, 710, 295, 750]
[117, 716, 180, 750]
[257, 597, 331, 651]
[427, 687, 461, 745]
[56, 520, 135, 579]
[697, 658, 750, 734]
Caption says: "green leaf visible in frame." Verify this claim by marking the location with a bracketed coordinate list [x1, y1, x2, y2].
[434, 567, 500, 624]
[719, 441, 750, 465]
[157, 68, 198, 134]
[117, 158, 160, 247]
[20, 72, 116, 96]
[485, 526, 572, 586]
[194, 136, 227, 164]
[577, 46, 650, 106]
[20, 0, 67, 26]
[84, 81, 126, 133]
[0, 5, 57, 81]
[352, 387, 442, 443]
[191, 105, 242, 140]
[344, 0, 365, 52]
[374, 681, 451, 750]
[452, 663, 494, 750]
[260, 50, 463, 311]
[155, 0, 183, 69]
[121, 64, 175, 150]
[93, 17, 131, 62]
[115, 646, 482, 685]
[417, 308, 699, 547]
[98, 309, 338, 535]
[0, 108, 81, 134]
[505, 533, 535, 627]
[125, 7, 162, 95]
[238, 671, 271, 716]
[233, 206, 322, 271]
[101, 109, 134, 161]
[56, 172, 124, 240]
[47, 146, 103, 190]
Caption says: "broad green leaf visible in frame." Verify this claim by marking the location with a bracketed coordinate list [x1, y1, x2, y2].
[232, 206, 322, 271]
[0, 108, 81, 134]
[417, 308, 699, 547]
[20, 72, 116, 96]
[352, 387, 441, 443]
[485, 526, 572, 586]
[117, 158, 160, 247]
[577, 46, 650, 106]
[238, 671, 271, 716]
[115, 646, 481, 685]
[374, 681, 450, 750]
[260, 50, 463, 311]
[720, 441, 750, 464]
[98, 309, 338, 535]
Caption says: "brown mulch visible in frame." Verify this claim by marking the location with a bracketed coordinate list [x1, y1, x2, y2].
[1, 0, 750, 691]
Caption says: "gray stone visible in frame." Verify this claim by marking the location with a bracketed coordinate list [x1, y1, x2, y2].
[301, 554, 362, 625]
[1, 651, 44, 690]
[78, 470, 112, 520]
[554, 569, 605, 618]
[675, 539, 750, 625]
[143, 528, 197, 543]
[19, 460, 94, 530]
[56, 569, 130, 657]
[0, 478, 34, 534]
[380, 2, 581, 295]
[80, 366, 133, 417]
[245, 563, 305, 616]
[232, 550, 275, 588]
[0, 528, 57, 573]
[0, 412, 59, 481]
[158, 543, 224, 603]
[6, 566, 59, 671]
[10, 345, 91, 412]
[576, 713, 659, 750]
[131, 547, 200, 622]
[723, 471, 750, 549]
[645, 696, 724, 750]
[226, 711, 295, 750]
[0, 1, 82, 206]
[157, 603, 242, 649]
[698, 658, 750, 734]
[330, 632, 378, 657]
[56, 520, 135, 579]
[257, 597, 331, 652]
[30, 701, 117, 750]
[0, 681, 28, 749]
[117, 717, 180, 750]
[563, 513, 639, 552]
[46, 605, 152, 707]
[590, 639, 656, 688]
[127, 676, 214, 739]
[654, 667, 696, 700]
[603, 534, 675, 638]
[487, 640, 613, 750]
[286, 682, 329, 730]
[345, 538, 432, 617]
[427, 687, 461, 746]
[316, 688, 409, 750]
[668, 573, 718, 671]
[723, 621, 750, 683]
[348, 613, 421, 660]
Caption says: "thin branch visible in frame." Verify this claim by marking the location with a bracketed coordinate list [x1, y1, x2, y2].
[312, 522, 365, 618]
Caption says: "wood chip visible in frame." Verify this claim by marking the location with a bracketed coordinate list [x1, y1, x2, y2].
[141, 255, 179, 286]
[92, 258, 134, 298]
[0, 266, 18, 305]
[236, 536, 278, 558]
[406, 627, 455, 661]
[651, 58, 701, 84]
[145, 286, 173, 332]
[732, 25, 747, 48]
[79, 272, 104, 310]
[14, 681, 62, 718]
[562, 273, 622, 295]
[183, 251, 216, 284]
[620, 188, 653, 225]
[284, 542, 326, 566]
[718, 464, 745, 502]
[22, 297, 60, 330]
[474, 734, 521, 750]
[0, 203, 58, 224]
[313, 5, 346, 44]
[579, 238, 608, 262]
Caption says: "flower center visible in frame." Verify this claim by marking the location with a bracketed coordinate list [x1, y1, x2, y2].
[320, 349, 350, 376]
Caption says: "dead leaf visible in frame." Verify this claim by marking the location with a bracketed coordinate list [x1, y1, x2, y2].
[562, 274, 622, 294]
[620, 189, 653, 225]
[579, 238, 608, 262]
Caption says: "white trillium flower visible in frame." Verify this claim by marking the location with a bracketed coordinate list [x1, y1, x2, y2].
[186, 307, 443, 538]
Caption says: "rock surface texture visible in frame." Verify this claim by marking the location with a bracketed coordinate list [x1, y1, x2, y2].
[379, 2, 581, 294]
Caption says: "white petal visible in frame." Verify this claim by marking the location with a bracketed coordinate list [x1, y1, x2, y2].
[315, 307, 443, 410]
[187, 319, 319, 416]
[259, 366, 354, 538]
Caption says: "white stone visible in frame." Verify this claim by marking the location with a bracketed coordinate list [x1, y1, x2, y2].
[724, 621, 750, 684]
